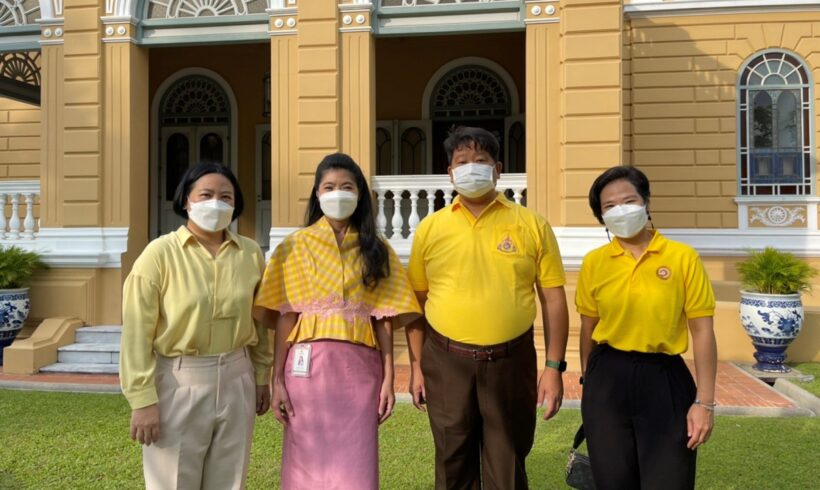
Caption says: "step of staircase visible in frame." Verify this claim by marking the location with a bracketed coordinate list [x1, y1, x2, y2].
[57, 343, 120, 364]
[39, 325, 122, 375]
[39, 362, 120, 374]
[75, 325, 122, 344]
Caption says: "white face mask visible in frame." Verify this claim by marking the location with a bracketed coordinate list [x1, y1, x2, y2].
[188, 199, 234, 232]
[319, 190, 358, 220]
[602, 204, 648, 239]
[452, 163, 496, 199]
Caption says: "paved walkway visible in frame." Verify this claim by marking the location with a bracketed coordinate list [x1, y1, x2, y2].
[0, 361, 811, 416]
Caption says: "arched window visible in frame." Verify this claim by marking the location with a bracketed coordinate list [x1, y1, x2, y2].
[160, 75, 230, 126]
[400, 127, 426, 175]
[738, 51, 813, 196]
[376, 127, 392, 175]
[429, 64, 512, 173]
[430, 65, 510, 120]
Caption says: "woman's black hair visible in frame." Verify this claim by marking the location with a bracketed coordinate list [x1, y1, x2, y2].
[443, 126, 500, 164]
[306, 153, 389, 289]
[588, 166, 651, 225]
[172, 162, 244, 220]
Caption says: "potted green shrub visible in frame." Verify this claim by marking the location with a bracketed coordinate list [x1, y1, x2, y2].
[737, 247, 817, 373]
[0, 246, 47, 364]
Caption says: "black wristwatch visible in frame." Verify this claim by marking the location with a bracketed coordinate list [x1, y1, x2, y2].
[545, 360, 567, 372]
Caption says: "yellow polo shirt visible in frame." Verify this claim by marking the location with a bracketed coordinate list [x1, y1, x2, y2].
[407, 193, 565, 345]
[575, 231, 715, 355]
[121, 226, 273, 410]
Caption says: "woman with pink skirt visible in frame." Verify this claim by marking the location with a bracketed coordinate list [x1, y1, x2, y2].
[254, 153, 421, 489]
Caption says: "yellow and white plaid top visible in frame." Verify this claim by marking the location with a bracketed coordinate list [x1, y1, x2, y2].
[255, 217, 422, 347]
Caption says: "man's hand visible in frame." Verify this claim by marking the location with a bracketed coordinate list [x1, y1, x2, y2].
[256, 384, 271, 416]
[130, 404, 161, 446]
[409, 366, 427, 412]
[537, 368, 563, 420]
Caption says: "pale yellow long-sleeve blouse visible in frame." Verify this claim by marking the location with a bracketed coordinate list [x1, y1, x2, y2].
[120, 226, 273, 410]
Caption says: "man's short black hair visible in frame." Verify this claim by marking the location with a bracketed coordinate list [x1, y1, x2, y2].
[172, 162, 244, 220]
[443, 126, 500, 164]
[588, 165, 650, 225]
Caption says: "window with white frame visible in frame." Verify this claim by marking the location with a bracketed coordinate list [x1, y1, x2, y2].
[738, 51, 813, 197]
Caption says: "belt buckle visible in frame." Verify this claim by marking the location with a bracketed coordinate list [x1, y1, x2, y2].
[472, 348, 494, 361]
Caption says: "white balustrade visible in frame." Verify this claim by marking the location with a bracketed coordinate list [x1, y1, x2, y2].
[371, 173, 526, 242]
[0, 181, 40, 242]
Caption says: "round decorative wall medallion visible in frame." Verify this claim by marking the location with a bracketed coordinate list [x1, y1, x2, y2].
[531, 6, 541, 16]
[117, 26, 127, 35]
[546, 5, 556, 15]
[274, 18, 284, 28]
[355, 14, 365, 24]
[105, 27, 114, 36]
[286, 17, 296, 28]
[343, 15, 352, 25]
[766, 206, 788, 225]
[55, 27, 63, 37]
[43, 28, 52, 38]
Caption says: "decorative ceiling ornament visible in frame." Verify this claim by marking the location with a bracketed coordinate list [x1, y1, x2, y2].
[432, 65, 510, 119]
[749, 206, 806, 227]
[147, 0, 264, 18]
[0, 51, 40, 84]
[0, 0, 39, 26]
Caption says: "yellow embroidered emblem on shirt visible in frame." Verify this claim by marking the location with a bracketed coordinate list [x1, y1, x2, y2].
[497, 235, 518, 254]
[656, 266, 671, 280]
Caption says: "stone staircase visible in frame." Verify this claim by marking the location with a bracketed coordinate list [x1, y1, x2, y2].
[39, 326, 121, 375]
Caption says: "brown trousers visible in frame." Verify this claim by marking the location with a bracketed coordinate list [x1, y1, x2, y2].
[421, 329, 538, 490]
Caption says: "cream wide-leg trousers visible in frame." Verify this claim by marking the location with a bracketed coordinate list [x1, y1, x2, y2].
[143, 348, 256, 490]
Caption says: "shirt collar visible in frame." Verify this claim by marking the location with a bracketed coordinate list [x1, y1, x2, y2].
[174, 225, 241, 249]
[451, 192, 512, 212]
[607, 229, 666, 257]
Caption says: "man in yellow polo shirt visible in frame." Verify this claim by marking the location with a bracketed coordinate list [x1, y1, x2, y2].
[406, 126, 569, 489]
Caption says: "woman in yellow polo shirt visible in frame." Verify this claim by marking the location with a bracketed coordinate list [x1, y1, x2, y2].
[576, 166, 717, 490]
[254, 153, 421, 490]
[121, 162, 273, 489]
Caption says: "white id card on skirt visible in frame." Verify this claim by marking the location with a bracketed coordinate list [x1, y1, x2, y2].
[291, 343, 312, 378]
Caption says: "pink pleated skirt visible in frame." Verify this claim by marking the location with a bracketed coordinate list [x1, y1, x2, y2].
[281, 340, 382, 490]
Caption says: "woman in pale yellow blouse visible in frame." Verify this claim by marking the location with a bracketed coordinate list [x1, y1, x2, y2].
[120, 162, 273, 490]
[254, 153, 421, 490]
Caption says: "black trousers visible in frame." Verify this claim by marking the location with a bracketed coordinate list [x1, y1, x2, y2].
[422, 328, 537, 490]
[581, 344, 697, 490]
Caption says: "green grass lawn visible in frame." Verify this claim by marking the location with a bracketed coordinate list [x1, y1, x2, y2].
[789, 362, 820, 398]
[1, 389, 818, 489]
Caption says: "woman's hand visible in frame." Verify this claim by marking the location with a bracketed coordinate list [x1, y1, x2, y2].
[271, 377, 294, 426]
[686, 403, 714, 450]
[256, 384, 271, 415]
[378, 377, 395, 425]
[130, 404, 160, 446]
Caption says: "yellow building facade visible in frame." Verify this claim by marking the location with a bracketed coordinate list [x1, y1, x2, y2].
[1, 0, 819, 373]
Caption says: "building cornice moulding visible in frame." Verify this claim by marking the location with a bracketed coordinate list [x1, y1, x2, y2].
[625, 0, 820, 17]
[265, 226, 820, 268]
[25, 227, 128, 268]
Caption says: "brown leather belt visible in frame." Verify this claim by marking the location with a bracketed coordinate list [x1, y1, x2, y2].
[426, 326, 533, 361]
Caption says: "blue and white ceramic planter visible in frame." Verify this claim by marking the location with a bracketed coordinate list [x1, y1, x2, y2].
[739, 291, 803, 373]
[0, 288, 31, 364]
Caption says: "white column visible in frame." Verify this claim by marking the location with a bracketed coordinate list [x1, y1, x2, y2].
[390, 191, 403, 238]
[7, 193, 21, 240]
